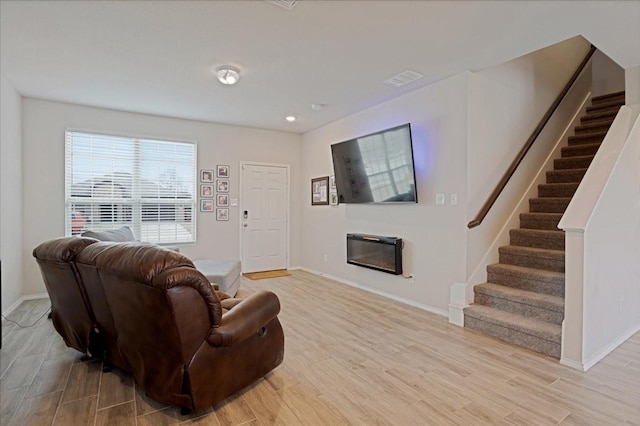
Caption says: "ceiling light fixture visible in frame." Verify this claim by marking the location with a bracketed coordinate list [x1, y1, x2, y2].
[215, 66, 240, 85]
[285, 116, 297, 122]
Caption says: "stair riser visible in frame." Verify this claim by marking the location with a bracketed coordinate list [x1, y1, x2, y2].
[510, 231, 565, 250]
[581, 110, 617, 124]
[464, 316, 561, 358]
[574, 122, 613, 134]
[554, 156, 593, 170]
[591, 97, 625, 107]
[499, 252, 565, 273]
[474, 293, 564, 325]
[546, 169, 586, 184]
[567, 134, 605, 145]
[561, 144, 601, 157]
[591, 92, 625, 105]
[529, 199, 570, 213]
[519, 215, 562, 230]
[486, 269, 564, 297]
[538, 184, 578, 198]
[586, 104, 622, 114]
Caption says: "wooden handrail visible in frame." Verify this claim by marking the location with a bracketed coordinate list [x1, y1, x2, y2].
[467, 45, 597, 229]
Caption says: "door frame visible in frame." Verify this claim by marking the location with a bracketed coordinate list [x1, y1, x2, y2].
[238, 161, 291, 273]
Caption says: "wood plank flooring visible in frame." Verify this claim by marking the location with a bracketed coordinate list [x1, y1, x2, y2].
[1, 270, 639, 425]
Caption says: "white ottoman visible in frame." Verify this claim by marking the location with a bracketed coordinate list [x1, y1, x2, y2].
[193, 259, 241, 297]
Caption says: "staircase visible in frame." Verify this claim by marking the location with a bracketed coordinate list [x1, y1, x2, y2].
[464, 91, 625, 358]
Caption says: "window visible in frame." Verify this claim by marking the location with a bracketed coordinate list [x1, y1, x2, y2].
[65, 131, 196, 244]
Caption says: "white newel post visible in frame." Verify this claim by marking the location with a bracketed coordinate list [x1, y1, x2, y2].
[560, 229, 586, 370]
[448, 282, 468, 326]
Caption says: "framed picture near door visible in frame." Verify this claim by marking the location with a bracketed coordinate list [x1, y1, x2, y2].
[311, 176, 329, 205]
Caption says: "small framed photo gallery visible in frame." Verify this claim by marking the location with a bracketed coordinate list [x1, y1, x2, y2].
[201, 166, 231, 220]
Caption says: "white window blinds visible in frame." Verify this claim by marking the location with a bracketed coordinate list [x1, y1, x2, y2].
[65, 131, 196, 244]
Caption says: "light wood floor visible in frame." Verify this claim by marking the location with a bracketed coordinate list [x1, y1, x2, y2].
[1, 270, 639, 425]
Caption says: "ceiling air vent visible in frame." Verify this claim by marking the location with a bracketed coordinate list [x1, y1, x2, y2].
[383, 70, 424, 88]
[267, 0, 298, 10]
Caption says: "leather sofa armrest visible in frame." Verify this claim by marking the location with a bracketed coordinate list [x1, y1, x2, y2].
[206, 291, 280, 347]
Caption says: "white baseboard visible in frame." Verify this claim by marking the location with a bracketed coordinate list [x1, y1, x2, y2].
[296, 267, 448, 317]
[561, 322, 640, 371]
[2, 293, 49, 317]
[559, 357, 586, 371]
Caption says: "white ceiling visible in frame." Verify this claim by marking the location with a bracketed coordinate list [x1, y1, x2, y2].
[1, 1, 639, 134]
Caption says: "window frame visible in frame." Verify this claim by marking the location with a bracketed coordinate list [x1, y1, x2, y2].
[64, 128, 198, 245]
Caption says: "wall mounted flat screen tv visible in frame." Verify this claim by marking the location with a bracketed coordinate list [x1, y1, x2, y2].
[331, 123, 418, 204]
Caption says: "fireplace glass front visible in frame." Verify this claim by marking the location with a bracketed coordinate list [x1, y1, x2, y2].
[346, 233, 402, 275]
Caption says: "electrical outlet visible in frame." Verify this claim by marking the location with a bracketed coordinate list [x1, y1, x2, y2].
[323, 254, 328, 262]
[436, 193, 445, 205]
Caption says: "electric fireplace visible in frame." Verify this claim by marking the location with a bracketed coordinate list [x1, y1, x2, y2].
[346, 233, 403, 275]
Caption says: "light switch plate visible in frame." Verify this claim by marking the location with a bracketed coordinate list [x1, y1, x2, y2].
[230, 198, 238, 206]
[436, 194, 445, 205]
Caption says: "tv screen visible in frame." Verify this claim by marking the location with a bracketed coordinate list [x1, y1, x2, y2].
[331, 123, 418, 204]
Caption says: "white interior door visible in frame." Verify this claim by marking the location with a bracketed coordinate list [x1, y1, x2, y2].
[240, 163, 289, 273]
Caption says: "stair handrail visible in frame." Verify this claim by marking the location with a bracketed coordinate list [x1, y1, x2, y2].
[467, 45, 597, 229]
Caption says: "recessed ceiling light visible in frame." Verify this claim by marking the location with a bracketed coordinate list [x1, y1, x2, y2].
[285, 116, 297, 122]
[215, 66, 240, 85]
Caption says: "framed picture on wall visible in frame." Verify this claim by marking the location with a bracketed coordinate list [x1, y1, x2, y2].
[200, 199, 214, 212]
[217, 194, 229, 207]
[216, 208, 229, 221]
[200, 184, 214, 198]
[200, 170, 214, 183]
[330, 190, 339, 206]
[216, 165, 229, 178]
[311, 176, 329, 205]
[216, 179, 229, 193]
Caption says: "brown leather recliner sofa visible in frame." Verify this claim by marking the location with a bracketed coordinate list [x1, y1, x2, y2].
[33, 238, 284, 411]
[32, 237, 101, 356]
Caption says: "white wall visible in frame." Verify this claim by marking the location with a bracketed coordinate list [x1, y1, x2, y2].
[583, 111, 640, 364]
[626, 66, 640, 104]
[21, 98, 302, 297]
[591, 50, 626, 97]
[1, 73, 23, 313]
[301, 73, 469, 315]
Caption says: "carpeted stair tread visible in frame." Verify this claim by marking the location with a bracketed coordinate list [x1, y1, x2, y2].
[574, 120, 615, 134]
[472, 284, 564, 325]
[591, 91, 625, 104]
[586, 100, 623, 114]
[529, 197, 571, 213]
[499, 245, 564, 272]
[464, 305, 561, 344]
[567, 131, 607, 145]
[581, 109, 618, 124]
[554, 155, 594, 170]
[519, 212, 563, 230]
[510, 228, 564, 250]
[474, 283, 564, 313]
[561, 142, 601, 157]
[487, 263, 564, 288]
[538, 182, 579, 198]
[545, 168, 587, 183]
